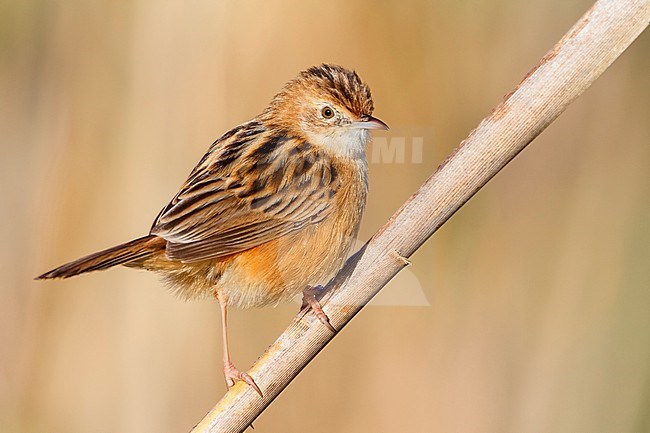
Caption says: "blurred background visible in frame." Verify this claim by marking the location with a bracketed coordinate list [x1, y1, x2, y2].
[2, 1, 649, 432]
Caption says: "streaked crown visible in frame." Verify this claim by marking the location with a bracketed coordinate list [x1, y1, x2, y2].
[295, 64, 374, 117]
[265, 64, 376, 121]
[262, 64, 385, 158]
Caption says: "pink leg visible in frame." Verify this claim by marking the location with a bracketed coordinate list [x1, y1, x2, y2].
[217, 293, 262, 397]
[301, 285, 336, 333]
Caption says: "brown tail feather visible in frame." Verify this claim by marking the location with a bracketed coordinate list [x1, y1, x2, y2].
[36, 235, 166, 280]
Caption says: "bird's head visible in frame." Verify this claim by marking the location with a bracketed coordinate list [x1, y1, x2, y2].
[264, 64, 388, 159]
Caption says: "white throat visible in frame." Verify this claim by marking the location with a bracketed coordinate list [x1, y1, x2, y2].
[307, 126, 370, 160]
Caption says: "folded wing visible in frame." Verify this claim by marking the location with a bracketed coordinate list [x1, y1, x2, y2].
[150, 123, 338, 263]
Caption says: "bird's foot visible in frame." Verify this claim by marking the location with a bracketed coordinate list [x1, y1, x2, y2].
[301, 285, 336, 333]
[223, 360, 262, 397]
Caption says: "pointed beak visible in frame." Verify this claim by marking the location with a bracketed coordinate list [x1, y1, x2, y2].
[352, 115, 389, 130]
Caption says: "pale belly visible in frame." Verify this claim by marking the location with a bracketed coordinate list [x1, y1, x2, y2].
[218, 218, 358, 308]
[147, 159, 367, 307]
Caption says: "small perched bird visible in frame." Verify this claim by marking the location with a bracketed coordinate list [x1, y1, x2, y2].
[37, 64, 387, 396]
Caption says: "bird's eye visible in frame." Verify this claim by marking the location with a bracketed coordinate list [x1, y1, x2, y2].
[321, 106, 335, 119]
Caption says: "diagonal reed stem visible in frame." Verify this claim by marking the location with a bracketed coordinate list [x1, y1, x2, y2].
[191, 1, 649, 431]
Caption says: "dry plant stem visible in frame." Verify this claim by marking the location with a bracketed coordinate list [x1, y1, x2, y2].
[191, 1, 649, 431]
